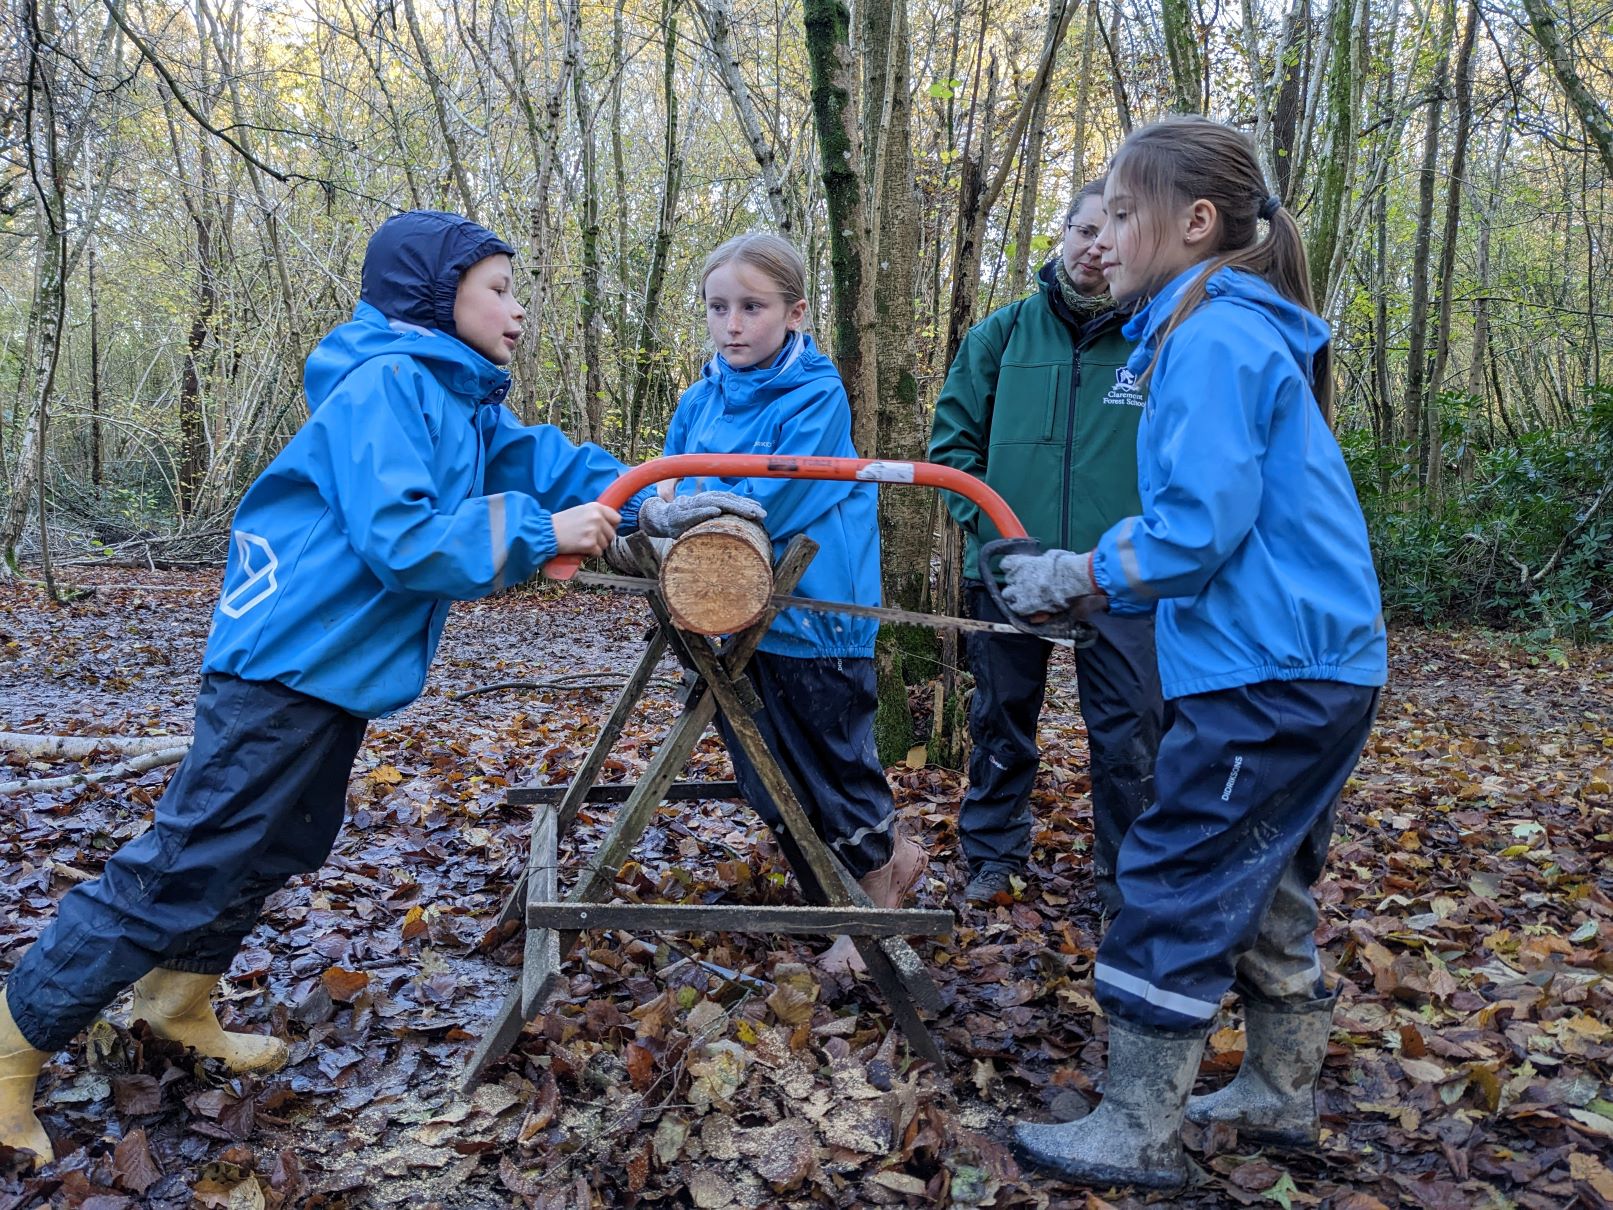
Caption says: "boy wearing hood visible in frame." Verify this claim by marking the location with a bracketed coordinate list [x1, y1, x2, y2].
[0, 210, 755, 1166]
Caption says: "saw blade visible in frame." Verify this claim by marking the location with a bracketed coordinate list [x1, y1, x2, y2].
[569, 570, 1071, 644]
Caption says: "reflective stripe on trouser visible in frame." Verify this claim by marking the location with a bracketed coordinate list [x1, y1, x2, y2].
[3, 674, 366, 1052]
[960, 584, 1163, 900]
[716, 652, 895, 881]
[1095, 680, 1379, 1032]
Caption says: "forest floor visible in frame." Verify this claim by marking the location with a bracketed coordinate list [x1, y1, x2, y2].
[1, 569, 1610, 1210]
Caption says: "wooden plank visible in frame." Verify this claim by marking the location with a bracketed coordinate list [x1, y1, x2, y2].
[554, 628, 671, 837]
[463, 537, 824, 1085]
[526, 902, 955, 935]
[494, 628, 671, 928]
[851, 939, 946, 1066]
[521, 808, 560, 1014]
[506, 780, 742, 806]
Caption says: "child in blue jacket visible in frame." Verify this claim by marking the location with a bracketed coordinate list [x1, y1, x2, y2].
[1003, 120, 1386, 1190]
[664, 233, 925, 973]
[0, 210, 750, 1166]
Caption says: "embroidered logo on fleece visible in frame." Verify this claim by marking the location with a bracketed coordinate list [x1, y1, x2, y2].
[1104, 366, 1145, 407]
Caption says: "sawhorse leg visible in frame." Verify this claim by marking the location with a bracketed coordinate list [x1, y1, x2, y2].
[462, 540, 817, 1087]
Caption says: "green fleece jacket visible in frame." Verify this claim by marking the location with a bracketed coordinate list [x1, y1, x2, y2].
[929, 262, 1145, 580]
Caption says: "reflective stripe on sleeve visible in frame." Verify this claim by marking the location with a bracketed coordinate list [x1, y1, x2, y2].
[489, 492, 509, 591]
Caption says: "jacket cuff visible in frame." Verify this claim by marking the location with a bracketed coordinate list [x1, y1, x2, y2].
[618, 486, 656, 533]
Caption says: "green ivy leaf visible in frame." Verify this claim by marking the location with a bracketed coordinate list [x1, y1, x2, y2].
[1261, 1173, 1298, 1209]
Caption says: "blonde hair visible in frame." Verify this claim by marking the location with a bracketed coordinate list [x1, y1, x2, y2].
[1111, 116, 1334, 420]
[699, 233, 809, 317]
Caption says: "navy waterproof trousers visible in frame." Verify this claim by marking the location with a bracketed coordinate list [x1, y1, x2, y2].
[5, 674, 366, 1051]
[716, 652, 896, 882]
[961, 582, 1163, 909]
[1094, 679, 1379, 1033]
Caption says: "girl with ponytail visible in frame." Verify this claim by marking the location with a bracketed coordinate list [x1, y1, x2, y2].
[1002, 116, 1386, 1191]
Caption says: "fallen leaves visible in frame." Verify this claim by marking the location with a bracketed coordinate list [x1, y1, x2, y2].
[3, 580, 1610, 1207]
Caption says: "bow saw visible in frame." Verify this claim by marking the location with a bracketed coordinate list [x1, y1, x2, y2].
[542, 454, 1096, 646]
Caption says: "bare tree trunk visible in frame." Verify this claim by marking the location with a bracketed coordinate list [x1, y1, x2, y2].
[1520, 0, 1613, 178]
[1401, 0, 1456, 463]
[179, 213, 217, 518]
[1067, 0, 1098, 182]
[626, 0, 683, 460]
[3, 0, 70, 574]
[609, 0, 631, 427]
[1160, 0, 1204, 112]
[1268, 2, 1306, 198]
[88, 240, 102, 488]
[573, 0, 606, 445]
[1424, 0, 1478, 503]
[1305, 0, 1359, 304]
[1009, 0, 1062, 290]
[944, 0, 1072, 363]
[1099, 1, 1133, 133]
[863, 0, 925, 609]
[802, 0, 873, 428]
[697, 0, 791, 231]
[402, 0, 479, 221]
[491, 0, 575, 424]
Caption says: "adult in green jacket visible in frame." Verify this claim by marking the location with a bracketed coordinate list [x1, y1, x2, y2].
[929, 178, 1164, 910]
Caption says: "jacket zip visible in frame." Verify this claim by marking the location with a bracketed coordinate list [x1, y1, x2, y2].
[1060, 338, 1083, 551]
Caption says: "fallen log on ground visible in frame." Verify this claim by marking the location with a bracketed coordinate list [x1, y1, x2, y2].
[0, 732, 192, 759]
[0, 745, 191, 795]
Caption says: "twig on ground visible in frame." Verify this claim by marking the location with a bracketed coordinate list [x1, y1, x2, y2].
[452, 675, 684, 701]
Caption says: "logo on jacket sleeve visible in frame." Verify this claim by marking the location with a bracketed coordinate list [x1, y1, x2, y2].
[219, 532, 280, 618]
[1104, 367, 1145, 407]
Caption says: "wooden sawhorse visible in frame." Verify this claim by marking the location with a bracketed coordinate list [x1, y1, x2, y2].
[461, 535, 953, 1088]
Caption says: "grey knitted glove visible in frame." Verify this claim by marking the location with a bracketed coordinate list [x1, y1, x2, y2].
[1001, 549, 1097, 616]
[637, 491, 767, 538]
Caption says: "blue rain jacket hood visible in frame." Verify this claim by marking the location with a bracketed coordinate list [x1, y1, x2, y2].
[204, 228, 643, 717]
[360, 209, 515, 341]
[1090, 265, 1387, 699]
[664, 332, 881, 658]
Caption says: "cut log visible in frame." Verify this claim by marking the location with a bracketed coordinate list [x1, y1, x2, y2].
[658, 515, 773, 635]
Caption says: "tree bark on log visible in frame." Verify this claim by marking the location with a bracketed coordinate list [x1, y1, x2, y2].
[0, 732, 192, 758]
[0, 746, 190, 795]
[658, 516, 774, 635]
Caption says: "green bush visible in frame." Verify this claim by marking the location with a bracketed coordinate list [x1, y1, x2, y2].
[1343, 385, 1613, 642]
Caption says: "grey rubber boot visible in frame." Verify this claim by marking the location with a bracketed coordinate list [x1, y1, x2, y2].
[1185, 988, 1338, 1146]
[1012, 1017, 1206, 1190]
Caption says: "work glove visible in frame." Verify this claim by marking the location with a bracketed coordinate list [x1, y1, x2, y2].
[1001, 549, 1099, 616]
[637, 491, 767, 538]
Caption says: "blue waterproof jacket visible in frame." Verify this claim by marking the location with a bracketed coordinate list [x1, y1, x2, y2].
[203, 301, 646, 717]
[1090, 266, 1387, 699]
[664, 333, 881, 658]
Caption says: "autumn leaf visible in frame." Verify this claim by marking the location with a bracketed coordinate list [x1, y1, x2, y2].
[320, 966, 370, 1003]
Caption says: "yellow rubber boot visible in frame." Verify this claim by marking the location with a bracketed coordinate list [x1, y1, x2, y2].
[0, 988, 54, 1168]
[130, 971, 288, 1075]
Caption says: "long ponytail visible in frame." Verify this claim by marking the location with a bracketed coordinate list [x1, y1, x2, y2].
[1113, 116, 1334, 422]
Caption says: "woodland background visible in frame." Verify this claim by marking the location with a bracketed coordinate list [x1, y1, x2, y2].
[1, 0, 1611, 643]
[2, 1, 1613, 1204]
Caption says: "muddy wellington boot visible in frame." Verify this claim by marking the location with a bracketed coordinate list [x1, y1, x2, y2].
[1013, 1017, 1206, 1191]
[820, 832, 927, 975]
[0, 988, 54, 1167]
[130, 971, 289, 1074]
[1185, 988, 1338, 1147]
